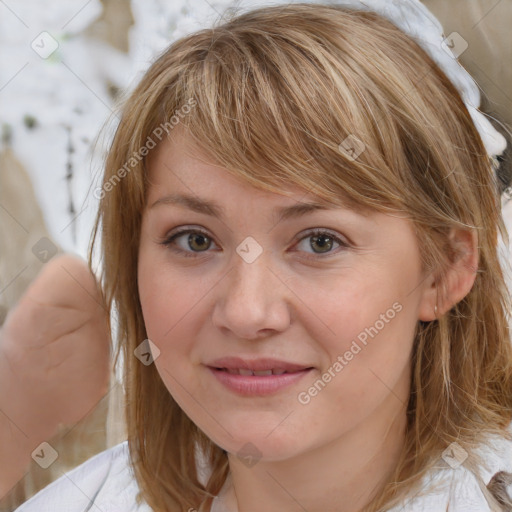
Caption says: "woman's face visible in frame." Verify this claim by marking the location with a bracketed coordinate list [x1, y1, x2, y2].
[137, 131, 433, 461]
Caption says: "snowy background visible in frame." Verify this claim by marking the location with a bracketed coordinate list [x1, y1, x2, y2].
[0, 0, 510, 272]
[0, 0, 330, 262]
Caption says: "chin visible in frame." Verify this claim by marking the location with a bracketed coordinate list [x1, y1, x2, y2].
[210, 425, 307, 463]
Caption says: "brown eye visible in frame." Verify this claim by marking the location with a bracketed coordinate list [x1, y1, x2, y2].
[294, 229, 347, 258]
[310, 234, 334, 253]
[160, 228, 217, 257]
[187, 233, 211, 251]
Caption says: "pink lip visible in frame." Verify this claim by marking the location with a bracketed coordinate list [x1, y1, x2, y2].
[205, 357, 313, 396]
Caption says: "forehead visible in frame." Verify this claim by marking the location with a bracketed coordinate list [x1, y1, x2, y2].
[145, 128, 370, 217]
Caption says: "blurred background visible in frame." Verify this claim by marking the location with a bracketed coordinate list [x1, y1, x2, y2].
[0, 0, 510, 509]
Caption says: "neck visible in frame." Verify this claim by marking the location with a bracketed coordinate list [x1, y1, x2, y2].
[217, 382, 408, 512]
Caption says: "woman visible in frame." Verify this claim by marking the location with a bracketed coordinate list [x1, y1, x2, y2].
[15, 1, 512, 510]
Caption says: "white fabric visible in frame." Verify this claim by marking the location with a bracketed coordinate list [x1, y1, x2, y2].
[14, 441, 152, 512]
[15, 422, 512, 511]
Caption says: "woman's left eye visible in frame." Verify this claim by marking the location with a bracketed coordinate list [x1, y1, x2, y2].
[159, 228, 348, 259]
[292, 229, 348, 258]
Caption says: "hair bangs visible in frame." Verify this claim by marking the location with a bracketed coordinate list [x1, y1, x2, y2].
[154, 11, 411, 213]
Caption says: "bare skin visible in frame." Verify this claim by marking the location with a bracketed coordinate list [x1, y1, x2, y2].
[0, 254, 110, 499]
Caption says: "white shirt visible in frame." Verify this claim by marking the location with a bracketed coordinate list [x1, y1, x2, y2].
[15, 441, 152, 512]
[15, 424, 512, 512]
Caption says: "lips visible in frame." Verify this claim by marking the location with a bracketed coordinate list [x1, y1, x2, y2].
[206, 357, 313, 396]
[207, 356, 312, 375]
[221, 368, 288, 376]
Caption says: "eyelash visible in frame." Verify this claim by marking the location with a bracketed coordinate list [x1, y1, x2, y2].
[159, 227, 350, 260]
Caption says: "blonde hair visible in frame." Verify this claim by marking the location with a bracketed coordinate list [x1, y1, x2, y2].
[89, 4, 512, 511]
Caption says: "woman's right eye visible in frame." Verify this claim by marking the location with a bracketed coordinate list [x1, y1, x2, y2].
[159, 228, 218, 258]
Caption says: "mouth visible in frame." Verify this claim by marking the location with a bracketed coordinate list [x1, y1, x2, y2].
[213, 367, 310, 376]
[205, 357, 314, 396]
[206, 356, 312, 374]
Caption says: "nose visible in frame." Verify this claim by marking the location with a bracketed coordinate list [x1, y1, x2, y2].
[211, 250, 292, 340]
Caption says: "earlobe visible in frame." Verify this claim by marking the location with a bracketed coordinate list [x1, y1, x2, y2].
[418, 228, 478, 322]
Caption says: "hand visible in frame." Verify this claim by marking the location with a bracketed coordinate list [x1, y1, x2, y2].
[0, 253, 110, 496]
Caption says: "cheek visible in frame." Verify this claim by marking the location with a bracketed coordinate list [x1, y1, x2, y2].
[294, 305, 415, 446]
[291, 269, 418, 411]
[138, 250, 205, 343]
[137, 263, 203, 411]
[137, 254, 215, 396]
[288, 266, 415, 355]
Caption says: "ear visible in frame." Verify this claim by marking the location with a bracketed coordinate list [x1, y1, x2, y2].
[418, 228, 478, 321]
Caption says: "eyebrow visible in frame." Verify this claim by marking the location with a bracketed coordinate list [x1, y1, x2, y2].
[148, 193, 339, 223]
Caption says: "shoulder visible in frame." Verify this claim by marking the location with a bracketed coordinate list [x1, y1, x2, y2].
[15, 441, 152, 512]
[388, 421, 512, 511]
